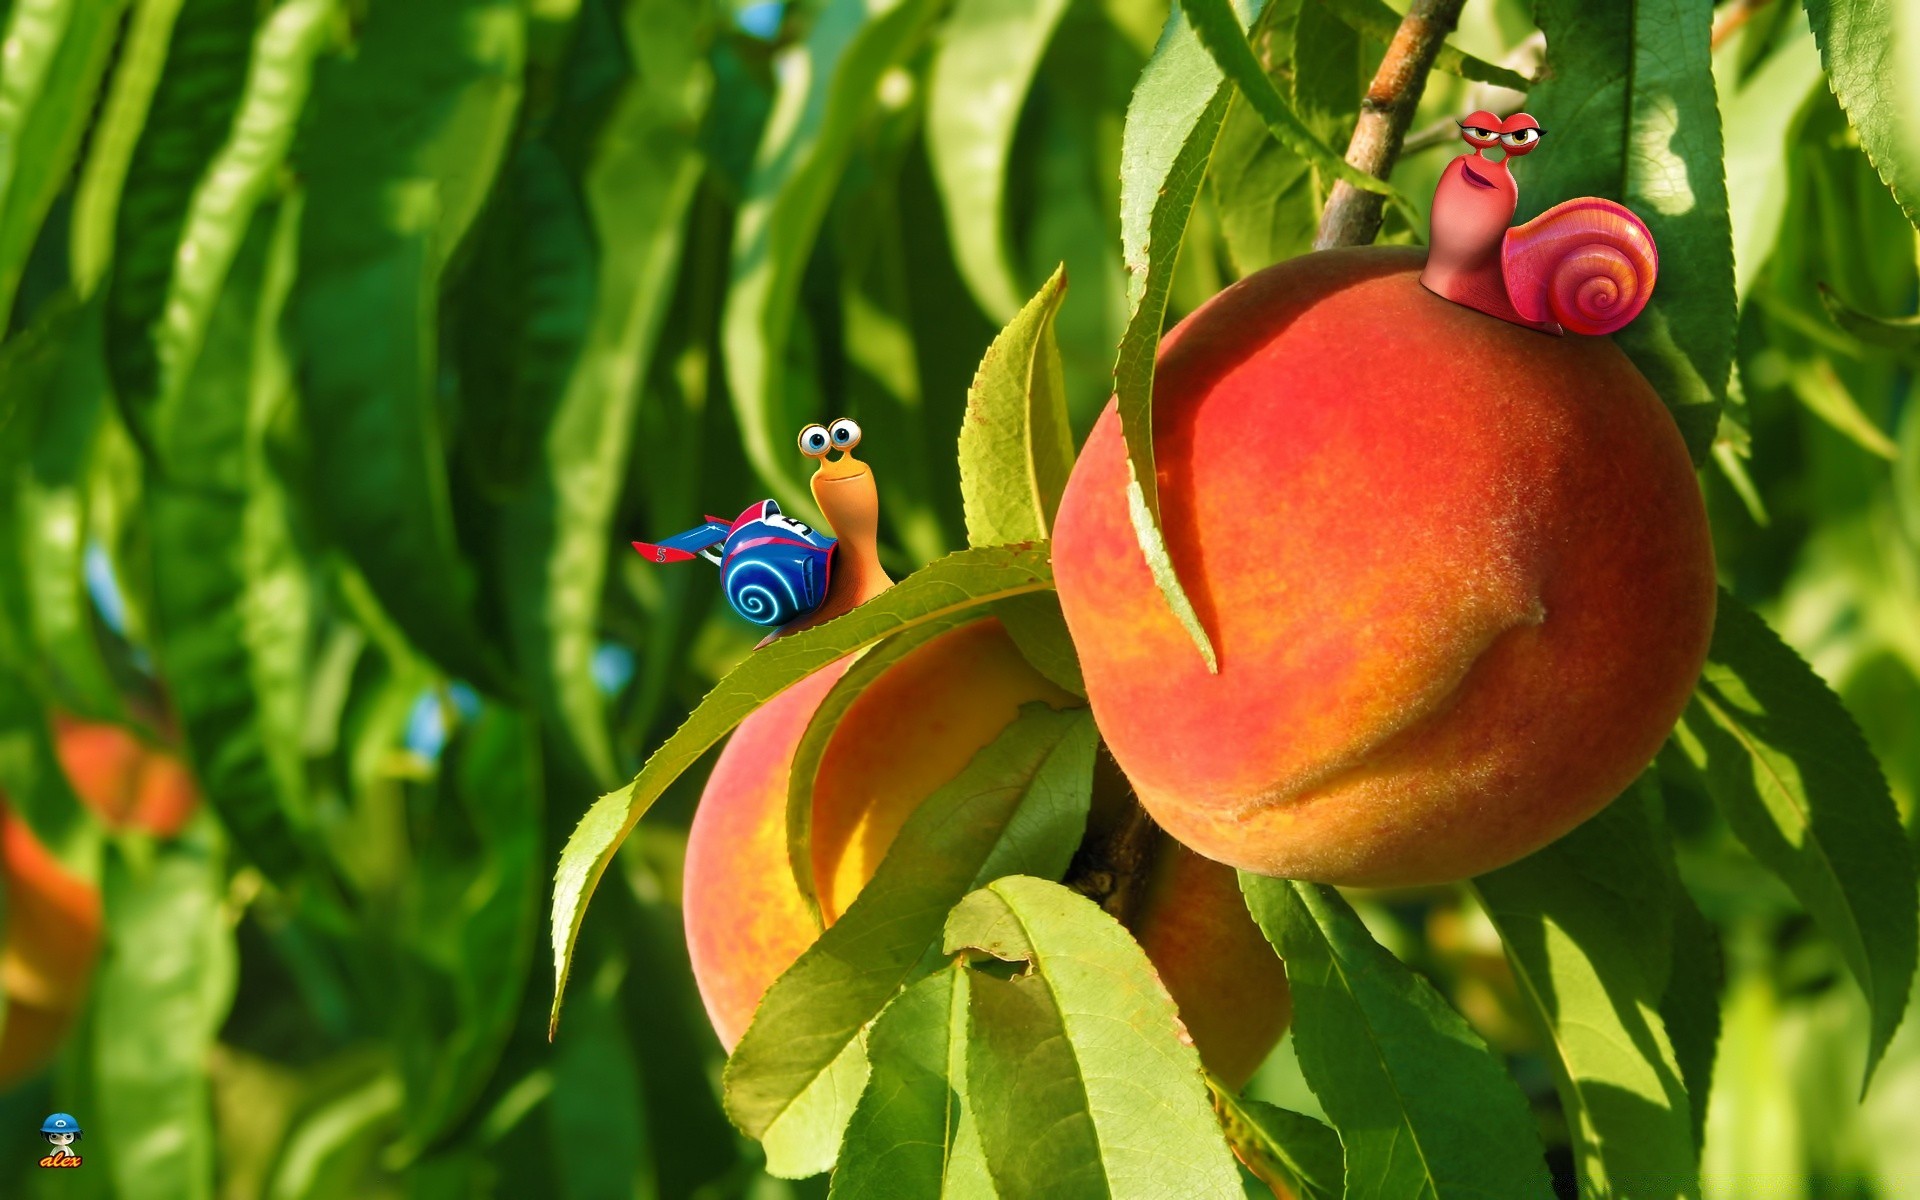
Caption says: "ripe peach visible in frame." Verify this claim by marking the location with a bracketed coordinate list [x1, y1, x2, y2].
[1051, 247, 1716, 886]
[681, 618, 1290, 1087]
[52, 713, 199, 838]
[0, 800, 102, 1087]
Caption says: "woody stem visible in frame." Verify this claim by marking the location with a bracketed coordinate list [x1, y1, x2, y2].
[1313, 0, 1469, 250]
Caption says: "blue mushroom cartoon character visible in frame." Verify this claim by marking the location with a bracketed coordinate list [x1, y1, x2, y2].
[40, 1113, 81, 1161]
[632, 419, 892, 636]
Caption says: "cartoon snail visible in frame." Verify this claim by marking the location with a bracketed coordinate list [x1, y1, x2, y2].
[1420, 111, 1659, 336]
[632, 418, 893, 636]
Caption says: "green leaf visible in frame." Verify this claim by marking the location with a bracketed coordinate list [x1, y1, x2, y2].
[761, 1036, 872, 1180]
[549, 542, 1056, 1033]
[287, 0, 524, 689]
[720, 0, 943, 511]
[1675, 591, 1917, 1088]
[1239, 874, 1554, 1200]
[725, 705, 1095, 1150]
[92, 829, 238, 1200]
[1211, 79, 1319, 276]
[958, 264, 1076, 548]
[108, 0, 334, 448]
[1315, 0, 1530, 90]
[1778, 353, 1900, 460]
[1177, 0, 1394, 200]
[1818, 282, 1920, 359]
[1114, 3, 1260, 673]
[926, 0, 1073, 321]
[829, 966, 995, 1199]
[1472, 779, 1701, 1199]
[1208, 1080, 1345, 1200]
[992, 590, 1085, 697]
[1803, 0, 1920, 231]
[498, 0, 713, 787]
[1662, 885, 1723, 1152]
[1525, 0, 1734, 464]
[946, 875, 1246, 1199]
[1718, 25, 1822, 302]
[0, 0, 129, 325]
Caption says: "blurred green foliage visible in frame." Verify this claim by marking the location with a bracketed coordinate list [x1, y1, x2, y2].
[0, 0, 1912, 1196]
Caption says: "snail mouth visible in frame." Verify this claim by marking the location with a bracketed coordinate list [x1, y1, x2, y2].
[1460, 160, 1497, 190]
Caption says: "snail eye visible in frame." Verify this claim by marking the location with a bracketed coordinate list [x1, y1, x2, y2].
[1461, 126, 1497, 145]
[1500, 127, 1541, 149]
[798, 424, 831, 456]
[828, 417, 862, 450]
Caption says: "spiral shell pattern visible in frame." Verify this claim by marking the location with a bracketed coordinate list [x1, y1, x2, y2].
[723, 553, 819, 627]
[1502, 197, 1659, 336]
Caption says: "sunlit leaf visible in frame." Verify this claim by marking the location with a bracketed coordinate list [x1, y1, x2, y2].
[992, 590, 1084, 697]
[1240, 874, 1554, 1200]
[1209, 1078, 1344, 1200]
[947, 875, 1245, 1199]
[1315, 0, 1530, 90]
[1676, 591, 1918, 1089]
[958, 264, 1075, 548]
[550, 542, 1056, 1032]
[1804, 0, 1920, 232]
[1473, 779, 1700, 1198]
[725, 705, 1094, 1159]
[927, 0, 1073, 322]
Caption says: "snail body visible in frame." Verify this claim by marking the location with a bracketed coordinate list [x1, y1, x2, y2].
[1421, 112, 1658, 337]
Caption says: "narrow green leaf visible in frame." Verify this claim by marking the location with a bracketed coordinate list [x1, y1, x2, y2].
[499, 0, 712, 787]
[926, 0, 1072, 321]
[1818, 282, 1920, 358]
[0, 0, 128, 324]
[1779, 354, 1900, 460]
[93, 829, 237, 1200]
[947, 875, 1245, 1199]
[109, 0, 334, 447]
[958, 264, 1075, 548]
[1473, 780, 1700, 1199]
[1240, 875, 1554, 1200]
[549, 542, 1056, 1033]
[721, 0, 943, 510]
[829, 966, 995, 1199]
[726, 706, 1095, 1147]
[1209, 1080, 1344, 1200]
[1662, 885, 1722, 1152]
[1177, 0, 1394, 199]
[1803, 0, 1920, 231]
[1525, 0, 1734, 464]
[288, 0, 524, 688]
[1315, 0, 1530, 90]
[784, 612, 980, 921]
[1114, 3, 1258, 673]
[1677, 591, 1917, 1088]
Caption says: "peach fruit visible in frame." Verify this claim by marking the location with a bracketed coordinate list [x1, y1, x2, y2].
[681, 617, 1291, 1087]
[0, 800, 102, 1087]
[1051, 247, 1717, 886]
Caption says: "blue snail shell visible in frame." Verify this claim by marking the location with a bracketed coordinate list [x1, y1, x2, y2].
[718, 501, 836, 627]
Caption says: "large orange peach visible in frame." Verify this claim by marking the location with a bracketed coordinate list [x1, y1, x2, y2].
[1051, 247, 1717, 886]
[0, 800, 102, 1087]
[681, 618, 1291, 1086]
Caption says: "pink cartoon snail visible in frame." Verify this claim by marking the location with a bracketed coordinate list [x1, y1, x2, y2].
[1420, 110, 1658, 336]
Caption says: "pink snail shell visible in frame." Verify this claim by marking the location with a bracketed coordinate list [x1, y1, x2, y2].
[1502, 197, 1660, 337]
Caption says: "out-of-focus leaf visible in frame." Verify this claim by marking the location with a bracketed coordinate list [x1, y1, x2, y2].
[1315, 0, 1530, 89]
[1717, 26, 1821, 301]
[946, 875, 1245, 1198]
[109, 0, 333, 449]
[1473, 780, 1700, 1199]
[1818, 282, 1920, 358]
[1177, 0, 1394, 201]
[992, 590, 1084, 697]
[1779, 354, 1900, 460]
[1675, 592, 1917, 1088]
[263, 1067, 403, 1200]
[92, 828, 237, 1200]
[1803, 0, 1920, 231]
[829, 966, 994, 1199]
[288, 0, 525, 689]
[1209, 1080, 1344, 1200]
[547, 940, 653, 1199]
[549, 542, 1056, 1032]
[1525, 0, 1733, 464]
[726, 706, 1094, 1155]
[721, 0, 943, 510]
[1114, 3, 1266, 673]
[397, 705, 543, 1152]
[499, 0, 713, 788]
[1240, 875, 1554, 1200]
[1697, 969, 1799, 1200]
[0, 0, 128, 324]
[926, 0, 1072, 321]
[150, 201, 315, 887]
[958, 264, 1074, 548]
[1663, 885, 1723, 1151]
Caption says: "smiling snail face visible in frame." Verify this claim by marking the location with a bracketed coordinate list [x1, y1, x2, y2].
[784, 418, 892, 635]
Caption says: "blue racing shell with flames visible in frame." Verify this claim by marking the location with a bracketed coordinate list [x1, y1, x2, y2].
[633, 500, 836, 628]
